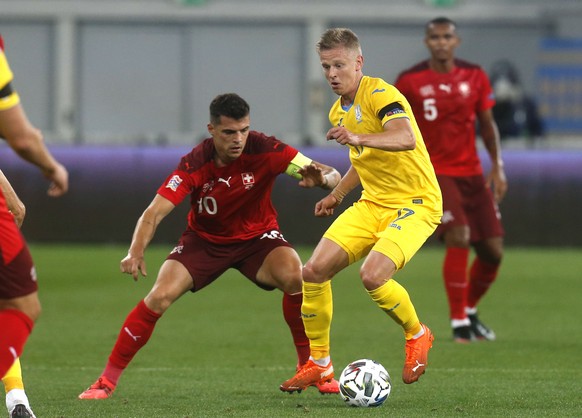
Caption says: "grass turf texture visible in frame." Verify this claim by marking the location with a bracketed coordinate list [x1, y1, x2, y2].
[18, 244, 582, 417]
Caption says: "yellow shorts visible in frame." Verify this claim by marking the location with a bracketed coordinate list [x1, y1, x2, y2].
[324, 199, 441, 269]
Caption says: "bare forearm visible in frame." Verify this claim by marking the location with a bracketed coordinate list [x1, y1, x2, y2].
[127, 214, 159, 258]
[481, 125, 503, 167]
[10, 138, 61, 176]
[330, 166, 360, 203]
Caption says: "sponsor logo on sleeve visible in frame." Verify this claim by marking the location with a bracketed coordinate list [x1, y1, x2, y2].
[385, 108, 406, 117]
[166, 175, 183, 192]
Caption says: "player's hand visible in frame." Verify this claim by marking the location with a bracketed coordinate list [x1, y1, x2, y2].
[314, 194, 339, 217]
[487, 165, 508, 203]
[44, 163, 69, 197]
[326, 126, 361, 146]
[120, 254, 148, 281]
[297, 164, 325, 188]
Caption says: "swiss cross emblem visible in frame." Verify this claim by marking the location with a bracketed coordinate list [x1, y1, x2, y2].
[241, 172, 255, 190]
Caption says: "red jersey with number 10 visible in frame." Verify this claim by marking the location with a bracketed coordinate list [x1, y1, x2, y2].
[395, 59, 495, 176]
[157, 131, 299, 244]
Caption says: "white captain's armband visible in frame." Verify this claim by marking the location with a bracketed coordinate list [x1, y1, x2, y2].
[285, 152, 313, 179]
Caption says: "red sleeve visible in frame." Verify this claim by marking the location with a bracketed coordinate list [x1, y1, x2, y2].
[156, 170, 192, 206]
[0, 35, 4, 52]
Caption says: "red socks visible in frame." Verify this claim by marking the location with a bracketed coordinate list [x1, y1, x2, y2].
[467, 258, 499, 308]
[104, 300, 161, 385]
[443, 247, 470, 320]
[0, 309, 33, 377]
[282, 293, 310, 366]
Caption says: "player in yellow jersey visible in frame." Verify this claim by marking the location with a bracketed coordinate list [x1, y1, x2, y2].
[280, 28, 442, 392]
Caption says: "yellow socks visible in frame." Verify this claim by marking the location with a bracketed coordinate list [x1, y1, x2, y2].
[368, 279, 422, 340]
[2, 357, 24, 393]
[302, 281, 333, 360]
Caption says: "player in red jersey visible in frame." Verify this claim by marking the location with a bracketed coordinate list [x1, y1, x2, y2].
[395, 17, 507, 343]
[78, 93, 342, 400]
[1, 34, 69, 417]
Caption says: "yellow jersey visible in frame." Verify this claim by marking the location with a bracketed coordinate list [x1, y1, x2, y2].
[328, 76, 441, 208]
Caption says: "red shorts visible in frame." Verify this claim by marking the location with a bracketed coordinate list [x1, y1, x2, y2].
[0, 245, 37, 298]
[166, 229, 293, 292]
[436, 174, 504, 243]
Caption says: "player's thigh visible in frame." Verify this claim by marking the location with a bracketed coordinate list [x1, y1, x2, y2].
[0, 244, 37, 301]
[375, 204, 440, 270]
[255, 246, 302, 294]
[436, 175, 468, 238]
[144, 260, 194, 313]
[238, 231, 297, 291]
[323, 200, 379, 265]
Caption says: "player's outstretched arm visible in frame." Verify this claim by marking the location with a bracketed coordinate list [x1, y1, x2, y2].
[0, 169, 25, 227]
[0, 104, 69, 197]
[297, 161, 340, 190]
[121, 194, 175, 281]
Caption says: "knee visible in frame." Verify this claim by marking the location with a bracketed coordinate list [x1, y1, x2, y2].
[143, 292, 172, 315]
[28, 302, 41, 322]
[481, 248, 503, 265]
[279, 269, 303, 294]
[4, 293, 42, 322]
[359, 267, 388, 291]
[302, 261, 329, 284]
[475, 238, 504, 265]
[444, 226, 470, 248]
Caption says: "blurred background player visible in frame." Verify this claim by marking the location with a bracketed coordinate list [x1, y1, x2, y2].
[78, 93, 341, 400]
[0, 34, 69, 417]
[395, 17, 507, 343]
[489, 59, 545, 145]
[280, 27, 441, 393]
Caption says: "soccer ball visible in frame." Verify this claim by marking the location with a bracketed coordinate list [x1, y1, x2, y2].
[338, 359, 391, 407]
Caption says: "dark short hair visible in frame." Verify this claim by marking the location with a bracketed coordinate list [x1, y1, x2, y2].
[209, 93, 250, 125]
[426, 16, 457, 33]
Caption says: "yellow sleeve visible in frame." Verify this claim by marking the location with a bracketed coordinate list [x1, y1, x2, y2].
[0, 50, 20, 110]
[284, 152, 313, 179]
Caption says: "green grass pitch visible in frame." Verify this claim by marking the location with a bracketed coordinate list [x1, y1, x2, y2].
[16, 244, 582, 417]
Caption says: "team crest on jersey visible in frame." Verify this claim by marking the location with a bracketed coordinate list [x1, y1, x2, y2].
[354, 104, 362, 123]
[459, 82, 471, 97]
[420, 84, 435, 97]
[241, 172, 255, 190]
[166, 175, 183, 192]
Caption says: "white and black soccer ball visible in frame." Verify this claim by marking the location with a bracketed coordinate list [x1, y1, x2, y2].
[338, 359, 391, 407]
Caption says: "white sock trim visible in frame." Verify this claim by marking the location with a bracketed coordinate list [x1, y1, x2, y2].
[451, 318, 471, 328]
[310, 356, 330, 367]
